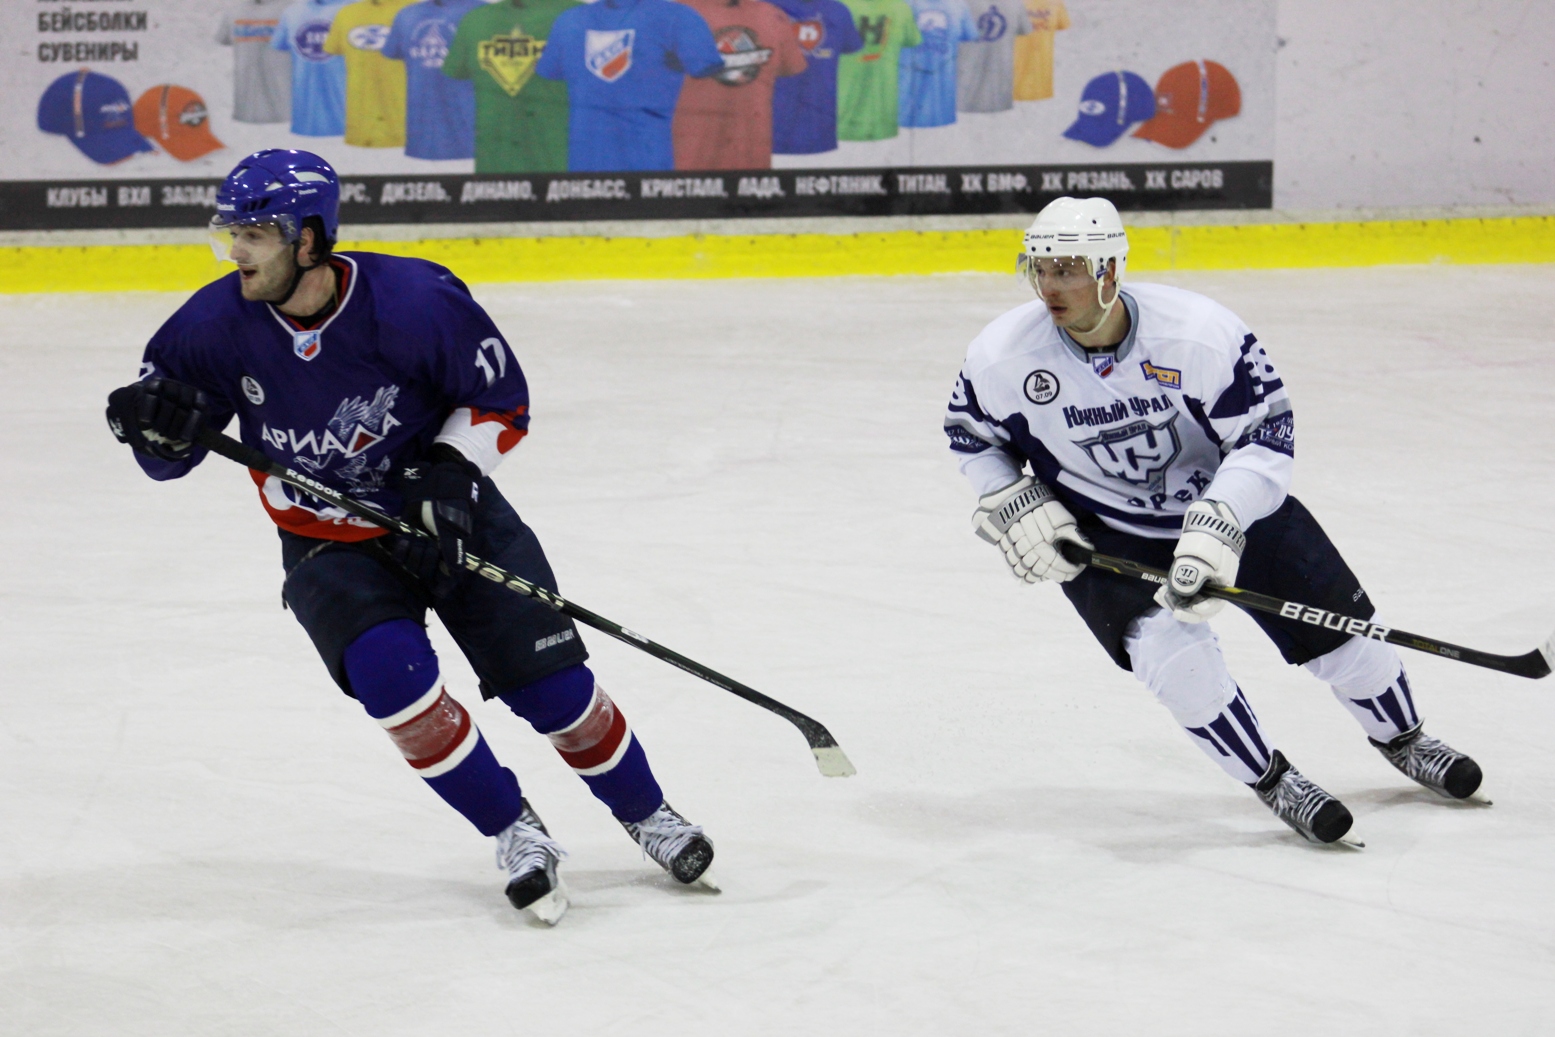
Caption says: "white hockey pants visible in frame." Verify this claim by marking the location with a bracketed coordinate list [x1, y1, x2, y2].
[1123, 606, 1419, 784]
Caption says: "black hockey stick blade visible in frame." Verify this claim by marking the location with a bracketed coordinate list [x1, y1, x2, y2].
[1058, 542, 1553, 680]
[194, 427, 857, 776]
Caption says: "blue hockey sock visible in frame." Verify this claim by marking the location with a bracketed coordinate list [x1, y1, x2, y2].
[343, 619, 523, 836]
[498, 664, 664, 824]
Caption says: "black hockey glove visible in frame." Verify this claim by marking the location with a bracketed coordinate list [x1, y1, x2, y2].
[105, 376, 211, 462]
[393, 445, 481, 598]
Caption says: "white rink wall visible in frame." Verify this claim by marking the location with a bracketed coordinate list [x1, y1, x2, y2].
[1275, 0, 1555, 210]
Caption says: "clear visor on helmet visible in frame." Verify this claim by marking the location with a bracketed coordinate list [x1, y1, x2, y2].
[1017, 253, 1102, 295]
[208, 212, 300, 266]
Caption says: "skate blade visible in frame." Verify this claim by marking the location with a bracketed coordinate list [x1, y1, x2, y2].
[527, 880, 569, 926]
[1335, 834, 1366, 850]
[693, 868, 721, 893]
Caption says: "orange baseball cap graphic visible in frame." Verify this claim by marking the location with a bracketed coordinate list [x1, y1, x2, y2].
[1133, 60, 1240, 148]
[133, 85, 224, 162]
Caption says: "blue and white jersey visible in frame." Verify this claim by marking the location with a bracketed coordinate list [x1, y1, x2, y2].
[273, 0, 349, 136]
[945, 283, 1294, 538]
[132, 252, 530, 542]
[382, 0, 482, 160]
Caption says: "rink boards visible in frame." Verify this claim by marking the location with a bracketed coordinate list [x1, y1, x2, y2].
[3, 214, 1554, 293]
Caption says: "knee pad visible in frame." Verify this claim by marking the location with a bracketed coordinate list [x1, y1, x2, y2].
[501, 665, 633, 776]
[1303, 630, 1402, 695]
[1124, 607, 1238, 727]
[343, 619, 480, 778]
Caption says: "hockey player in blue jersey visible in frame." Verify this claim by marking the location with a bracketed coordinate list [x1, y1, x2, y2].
[105, 150, 715, 923]
[944, 196, 1484, 845]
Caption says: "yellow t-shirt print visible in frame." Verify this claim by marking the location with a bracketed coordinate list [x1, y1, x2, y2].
[324, 0, 415, 147]
[1012, 0, 1068, 102]
[478, 30, 547, 97]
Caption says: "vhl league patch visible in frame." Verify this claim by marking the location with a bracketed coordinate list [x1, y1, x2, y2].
[294, 330, 322, 361]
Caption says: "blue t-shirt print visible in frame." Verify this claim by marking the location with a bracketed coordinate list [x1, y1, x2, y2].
[769, 0, 862, 154]
[273, 0, 348, 136]
[383, 0, 483, 159]
[535, 0, 722, 172]
[898, 0, 976, 128]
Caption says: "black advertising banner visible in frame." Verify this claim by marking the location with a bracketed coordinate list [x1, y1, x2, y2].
[7, 0, 1274, 230]
[0, 161, 1270, 230]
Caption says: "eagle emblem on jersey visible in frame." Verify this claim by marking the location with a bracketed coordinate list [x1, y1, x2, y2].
[1076, 413, 1182, 492]
[586, 29, 634, 82]
[479, 30, 544, 96]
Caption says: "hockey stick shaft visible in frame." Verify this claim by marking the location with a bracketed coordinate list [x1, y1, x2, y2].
[193, 427, 856, 776]
[1060, 544, 1552, 679]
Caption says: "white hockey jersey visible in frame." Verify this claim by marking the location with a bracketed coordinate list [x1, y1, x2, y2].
[945, 282, 1293, 538]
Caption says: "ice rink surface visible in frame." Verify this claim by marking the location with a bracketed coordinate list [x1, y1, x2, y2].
[3, 264, 1554, 1035]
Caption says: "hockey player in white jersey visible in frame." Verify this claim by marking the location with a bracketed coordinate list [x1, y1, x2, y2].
[944, 196, 1483, 844]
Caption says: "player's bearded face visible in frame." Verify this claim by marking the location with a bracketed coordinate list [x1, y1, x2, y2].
[1033, 257, 1114, 329]
[224, 224, 297, 302]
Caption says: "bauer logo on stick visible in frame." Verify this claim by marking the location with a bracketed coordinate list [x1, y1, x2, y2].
[1024, 369, 1060, 404]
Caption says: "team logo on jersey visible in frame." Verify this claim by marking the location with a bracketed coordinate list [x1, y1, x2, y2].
[794, 18, 826, 54]
[1090, 352, 1115, 378]
[1076, 413, 1182, 492]
[916, 9, 950, 50]
[262, 387, 402, 491]
[1023, 369, 1060, 405]
[1140, 360, 1181, 388]
[295, 21, 333, 61]
[480, 31, 544, 95]
[348, 24, 393, 51]
[241, 375, 266, 405]
[975, 5, 1007, 41]
[293, 330, 322, 361]
[713, 27, 774, 86]
[586, 29, 635, 82]
[408, 19, 456, 69]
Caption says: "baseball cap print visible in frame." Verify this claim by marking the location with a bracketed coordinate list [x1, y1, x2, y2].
[1133, 60, 1241, 148]
[134, 85, 226, 162]
[38, 69, 154, 164]
[1063, 70, 1154, 147]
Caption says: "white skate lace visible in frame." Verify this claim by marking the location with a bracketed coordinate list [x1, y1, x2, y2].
[1262, 769, 1333, 835]
[1381, 731, 1458, 790]
[495, 820, 567, 880]
[626, 806, 705, 870]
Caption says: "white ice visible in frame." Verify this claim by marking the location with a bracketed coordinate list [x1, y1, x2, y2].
[3, 265, 1554, 1035]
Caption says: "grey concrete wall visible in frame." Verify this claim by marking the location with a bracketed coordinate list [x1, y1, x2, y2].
[1275, 0, 1555, 209]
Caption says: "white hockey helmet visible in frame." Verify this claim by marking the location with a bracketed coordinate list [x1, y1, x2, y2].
[1019, 196, 1129, 303]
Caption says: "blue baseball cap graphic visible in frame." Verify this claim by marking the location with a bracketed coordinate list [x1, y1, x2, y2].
[1063, 70, 1156, 147]
[38, 69, 154, 164]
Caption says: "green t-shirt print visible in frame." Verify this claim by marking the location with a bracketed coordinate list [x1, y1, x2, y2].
[443, 0, 577, 173]
[836, 0, 921, 141]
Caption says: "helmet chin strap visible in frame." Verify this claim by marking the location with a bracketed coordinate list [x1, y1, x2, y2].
[1068, 273, 1121, 337]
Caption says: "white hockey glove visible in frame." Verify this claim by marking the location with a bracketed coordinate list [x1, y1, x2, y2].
[972, 476, 1092, 584]
[1154, 500, 1246, 622]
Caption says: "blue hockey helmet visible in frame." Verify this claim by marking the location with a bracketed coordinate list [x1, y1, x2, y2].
[209, 149, 339, 262]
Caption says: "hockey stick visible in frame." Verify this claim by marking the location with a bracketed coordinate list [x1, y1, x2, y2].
[193, 427, 856, 777]
[1059, 543, 1554, 679]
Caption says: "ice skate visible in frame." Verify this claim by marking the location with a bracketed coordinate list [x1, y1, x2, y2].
[621, 801, 718, 890]
[1253, 750, 1357, 846]
[1371, 723, 1486, 802]
[495, 799, 569, 924]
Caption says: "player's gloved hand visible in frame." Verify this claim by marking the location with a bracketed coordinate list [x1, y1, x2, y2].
[394, 446, 481, 598]
[105, 376, 210, 461]
[972, 476, 1092, 583]
[1154, 500, 1245, 622]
